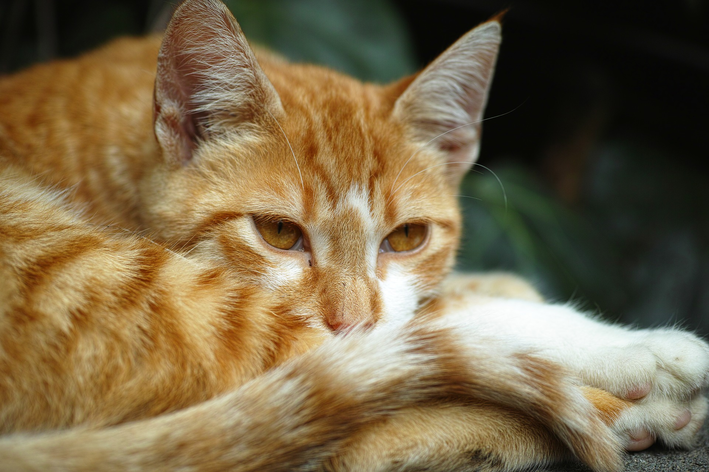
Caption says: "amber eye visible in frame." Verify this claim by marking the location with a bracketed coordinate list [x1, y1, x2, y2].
[382, 223, 427, 253]
[254, 217, 303, 250]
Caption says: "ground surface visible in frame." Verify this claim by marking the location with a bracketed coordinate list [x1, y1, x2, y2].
[543, 416, 709, 471]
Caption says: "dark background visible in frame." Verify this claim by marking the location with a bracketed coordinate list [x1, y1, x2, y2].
[2, 0, 708, 335]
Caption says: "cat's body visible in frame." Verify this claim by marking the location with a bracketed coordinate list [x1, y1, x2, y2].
[0, 163, 627, 471]
[0, 0, 707, 470]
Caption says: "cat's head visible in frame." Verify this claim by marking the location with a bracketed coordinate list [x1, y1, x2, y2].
[142, 0, 500, 332]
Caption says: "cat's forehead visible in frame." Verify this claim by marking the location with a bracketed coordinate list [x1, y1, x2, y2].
[200, 60, 455, 224]
[265, 68, 426, 188]
[205, 124, 449, 230]
[279, 95, 443, 221]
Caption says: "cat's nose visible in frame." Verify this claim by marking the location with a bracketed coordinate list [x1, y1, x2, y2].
[325, 315, 345, 332]
[325, 313, 373, 333]
[321, 276, 379, 332]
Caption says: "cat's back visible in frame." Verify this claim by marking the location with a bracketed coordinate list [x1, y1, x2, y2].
[0, 34, 160, 84]
[0, 35, 161, 128]
[0, 35, 163, 227]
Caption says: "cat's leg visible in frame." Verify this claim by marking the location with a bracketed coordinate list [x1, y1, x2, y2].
[328, 386, 630, 472]
[431, 287, 709, 451]
[0, 316, 624, 472]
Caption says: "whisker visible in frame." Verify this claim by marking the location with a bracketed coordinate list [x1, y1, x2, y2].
[387, 160, 507, 216]
[181, 240, 206, 257]
[482, 100, 528, 123]
[106, 225, 196, 263]
[472, 163, 508, 213]
[388, 161, 474, 203]
[159, 244, 192, 261]
[266, 109, 304, 190]
[176, 233, 199, 253]
[388, 122, 481, 204]
[454, 194, 482, 201]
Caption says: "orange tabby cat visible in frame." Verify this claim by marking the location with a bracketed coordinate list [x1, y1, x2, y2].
[0, 0, 707, 470]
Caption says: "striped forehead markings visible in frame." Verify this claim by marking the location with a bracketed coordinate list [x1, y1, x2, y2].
[309, 184, 379, 271]
[343, 184, 379, 273]
[341, 185, 372, 224]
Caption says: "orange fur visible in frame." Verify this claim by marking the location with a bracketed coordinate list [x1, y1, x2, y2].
[582, 386, 633, 426]
[0, 0, 639, 470]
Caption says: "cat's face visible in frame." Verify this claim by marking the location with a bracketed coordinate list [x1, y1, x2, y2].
[141, 0, 500, 332]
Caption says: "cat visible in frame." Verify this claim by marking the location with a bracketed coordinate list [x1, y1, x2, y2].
[0, 0, 707, 470]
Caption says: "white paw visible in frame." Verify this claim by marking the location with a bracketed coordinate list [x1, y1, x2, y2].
[581, 328, 709, 401]
[612, 392, 708, 450]
[593, 329, 709, 450]
[636, 329, 709, 399]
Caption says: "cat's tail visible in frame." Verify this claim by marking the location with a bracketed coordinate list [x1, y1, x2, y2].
[0, 317, 622, 472]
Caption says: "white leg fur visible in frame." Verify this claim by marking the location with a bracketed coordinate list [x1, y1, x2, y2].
[435, 285, 709, 449]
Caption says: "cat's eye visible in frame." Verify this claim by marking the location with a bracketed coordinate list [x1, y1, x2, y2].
[381, 223, 427, 253]
[254, 217, 303, 251]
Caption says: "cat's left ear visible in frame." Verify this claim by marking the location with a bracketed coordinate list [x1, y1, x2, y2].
[153, 0, 283, 167]
[393, 20, 501, 186]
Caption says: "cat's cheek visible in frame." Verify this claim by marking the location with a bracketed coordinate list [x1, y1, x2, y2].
[260, 256, 306, 291]
[377, 266, 418, 327]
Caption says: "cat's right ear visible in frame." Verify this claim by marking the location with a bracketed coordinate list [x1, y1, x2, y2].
[153, 0, 283, 167]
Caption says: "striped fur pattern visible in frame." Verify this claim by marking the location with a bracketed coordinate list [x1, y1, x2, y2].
[0, 165, 624, 471]
[0, 0, 706, 470]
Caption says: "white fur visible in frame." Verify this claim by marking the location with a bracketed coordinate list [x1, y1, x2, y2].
[308, 227, 331, 265]
[263, 258, 303, 291]
[440, 291, 709, 448]
[342, 185, 370, 224]
[342, 185, 380, 274]
[378, 267, 418, 326]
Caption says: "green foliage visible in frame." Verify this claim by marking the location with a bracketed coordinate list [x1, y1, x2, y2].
[223, 0, 416, 82]
[457, 165, 624, 312]
[584, 140, 709, 330]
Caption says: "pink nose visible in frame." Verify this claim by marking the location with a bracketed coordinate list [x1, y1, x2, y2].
[325, 313, 373, 333]
[326, 318, 345, 332]
[325, 312, 347, 332]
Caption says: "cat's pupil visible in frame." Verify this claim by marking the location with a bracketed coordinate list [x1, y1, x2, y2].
[404, 224, 409, 238]
[277, 221, 283, 234]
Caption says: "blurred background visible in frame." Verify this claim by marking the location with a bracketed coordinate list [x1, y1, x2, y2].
[2, 0, 708, 335]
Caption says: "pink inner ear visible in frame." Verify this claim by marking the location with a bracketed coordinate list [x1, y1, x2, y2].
[152, 3, 216, 166]
[440, 142, 463, 153]
[392, 21, 501, 185]
[151, 0, 282, 167]
[153, 98, 192, 167]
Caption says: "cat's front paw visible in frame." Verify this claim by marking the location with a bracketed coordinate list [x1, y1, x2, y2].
[636, 329, 709, 400]
[600, 329, 709, 450]
[583, 329, 709, 403]
[613, 391, 708, 450]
